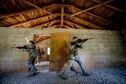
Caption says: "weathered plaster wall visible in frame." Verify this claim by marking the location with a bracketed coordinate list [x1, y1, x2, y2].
[0, 27, 126, 72]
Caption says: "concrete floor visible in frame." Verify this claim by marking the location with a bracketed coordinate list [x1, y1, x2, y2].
[35, 61, 49, 73]
[0, 68, 126, 84]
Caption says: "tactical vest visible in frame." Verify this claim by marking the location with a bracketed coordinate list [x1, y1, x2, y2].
[69, 43, 78, 57]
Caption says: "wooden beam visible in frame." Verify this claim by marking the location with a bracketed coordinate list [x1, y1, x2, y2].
[56, 4, 71, 7]
[93, 0, 126, 13]
[35, 36, 42, 43]
[61, 0, 65, 27]
[0, 4, 76, 19]
[0, 4, 55, 19]
[62, 25, 73, 29]
[35, 36, 50, 43]
[34, 20, 60, 28]
[85, 12, 119, 26]
[71, 5, 119, 26]
[33, 13, 101, 29]
[66, 14, 104, 29]
[50, 24, 61, 28]
[10, 13, 60, 27]
[47, 21, 55, 28]
[64, 21, 74, 28]
[70, 0, 113, 17]
[35, 19, 85, 29]
[64, 20, 87, 29]
[61, 7, 64, 26]
[50, 24, 72, 29]
[0, 10, 28, 19]
[22, 0, 52, 15]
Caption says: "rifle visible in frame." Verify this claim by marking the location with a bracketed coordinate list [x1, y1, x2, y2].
[12, 45, 35, 50]
[75, 38, 93, 48]
[12, 45, 28, 49]
[77, 38, 93, 43]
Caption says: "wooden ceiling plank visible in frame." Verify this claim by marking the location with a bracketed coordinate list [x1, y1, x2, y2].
[85, 12, 119, 26]
[10, 13, 60, 27]
[66, 14, 104, 29]
[22, 0, 52, 15]
[70, 0, 113, 17]
[93, 0, 126, 13]
[0, 4, 55, 19]
[64, 20, 87, 29]
[34, 20, 60, 28]
[70, 5, 119, 26]
[69, 5, 118, 27]
[0, 10, 28, 19]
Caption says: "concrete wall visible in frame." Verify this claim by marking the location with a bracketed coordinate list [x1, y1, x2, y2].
[121, 28, 126, 41]
[0, 27, 126, 72]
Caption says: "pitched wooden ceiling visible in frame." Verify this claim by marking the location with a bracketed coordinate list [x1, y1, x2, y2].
[0, 0, 126, 30]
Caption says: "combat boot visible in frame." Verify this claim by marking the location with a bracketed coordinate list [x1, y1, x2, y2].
[58, 73, 68, 80]
[28, 68, 38, 76]
[82, 72, 90, 76]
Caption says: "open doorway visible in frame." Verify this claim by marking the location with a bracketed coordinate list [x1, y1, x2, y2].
[34, 34, 50, 73]
[33, 33, 69, 72]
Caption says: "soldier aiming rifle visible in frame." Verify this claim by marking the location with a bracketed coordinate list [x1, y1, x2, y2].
[13, 40, 38, 76]
[58, 37, 93, 79]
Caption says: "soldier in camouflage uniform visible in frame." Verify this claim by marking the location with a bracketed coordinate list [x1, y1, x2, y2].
[25, 41, 38, 76]
[58, 37, 90, 79]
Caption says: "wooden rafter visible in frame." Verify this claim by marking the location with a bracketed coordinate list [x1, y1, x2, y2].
[64, 20, 87, 29]
[35, 36, 42, 43]
[21, 0, 52, 15]
[66, 14, 104, 29]
[70, 5, 119, 26]
[35, 36, 50, 43]
[93, 0, 126, 13]
[60, 0, 65, 27]
[61, 7, 64, 27]
[59, 4, 119, 26]
[0, 4, 56, 19]
[39, 17, 87, 29]
[0, 1, 122, 30]
[49, 24, 60, 28]
[10, 13, 104, 29]
[50, 23, 72, 28]
[64, 21, 74, 28]
[34, 20, 60, 28]
[85, 12, 118, 26]
[34, 20, 73, 29]
[10, 13, 60, 27]
[70, 0, 113, 17]
[47, 21, 55, 28]
[62, 25, 73, 29]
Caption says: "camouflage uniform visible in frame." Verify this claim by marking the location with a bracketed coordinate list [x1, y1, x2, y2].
[59, 41, 90, 79]
[25, 43, 37, 75]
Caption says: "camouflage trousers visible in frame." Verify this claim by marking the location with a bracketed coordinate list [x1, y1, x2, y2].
[60, 55, 87, 75]
[27, 57, 37, 71]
